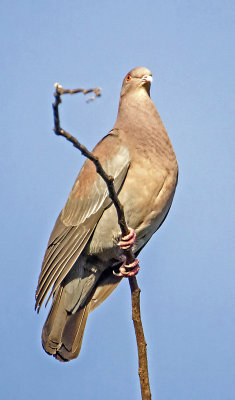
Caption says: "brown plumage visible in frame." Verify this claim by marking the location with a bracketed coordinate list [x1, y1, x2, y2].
[35, 67, 178, 361]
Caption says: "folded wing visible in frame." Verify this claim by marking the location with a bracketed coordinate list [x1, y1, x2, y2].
[35, 133, 130, 311]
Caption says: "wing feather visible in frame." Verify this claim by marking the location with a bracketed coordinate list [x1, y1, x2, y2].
[36, 133, 130, 311]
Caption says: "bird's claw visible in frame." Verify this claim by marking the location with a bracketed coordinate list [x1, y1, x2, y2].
[114, 228, 139, 277]
[118, 227, 136, 250]
[113, 258, 140, 277]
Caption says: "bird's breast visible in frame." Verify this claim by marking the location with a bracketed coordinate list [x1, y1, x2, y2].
[119, 155, 177, 248]
[88, 152, 177, 259]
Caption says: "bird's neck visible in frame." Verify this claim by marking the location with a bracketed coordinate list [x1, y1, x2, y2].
[114, 90, 161, 135]
[113, 90, 176, 168]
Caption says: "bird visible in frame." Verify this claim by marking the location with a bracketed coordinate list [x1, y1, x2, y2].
[35, 67, 178, 362]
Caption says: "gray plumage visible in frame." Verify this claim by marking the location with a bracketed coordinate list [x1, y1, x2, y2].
[35, 67, 178, 361]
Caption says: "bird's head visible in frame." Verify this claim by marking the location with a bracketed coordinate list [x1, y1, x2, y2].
[120, 67, 153, 97]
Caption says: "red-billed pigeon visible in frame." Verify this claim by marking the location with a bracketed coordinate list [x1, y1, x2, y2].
[35, 67, 178, 361]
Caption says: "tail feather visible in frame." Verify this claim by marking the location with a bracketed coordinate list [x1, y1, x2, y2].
[41, 269, 122, 362]
[42, 286, 90, 361]
[42, 286, 67, 355]
[58, 305, 89, 360]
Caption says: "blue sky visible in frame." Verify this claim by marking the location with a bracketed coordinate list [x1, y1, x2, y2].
[1, 1, 235, 399]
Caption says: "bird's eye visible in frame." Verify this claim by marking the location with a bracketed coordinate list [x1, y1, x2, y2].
[126, 74, 132, 82]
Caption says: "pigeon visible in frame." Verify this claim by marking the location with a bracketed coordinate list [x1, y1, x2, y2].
[35, 67, 178, 362]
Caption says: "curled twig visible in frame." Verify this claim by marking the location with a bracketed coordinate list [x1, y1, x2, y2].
[52, 83, 151, 400]
[54, 83, 101, 102]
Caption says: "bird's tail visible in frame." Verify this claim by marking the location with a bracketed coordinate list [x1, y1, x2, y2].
[42, 269, 122, 362]
[42, 285, 90, 361]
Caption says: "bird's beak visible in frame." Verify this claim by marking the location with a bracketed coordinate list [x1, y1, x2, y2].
[142, 75, 153, 84]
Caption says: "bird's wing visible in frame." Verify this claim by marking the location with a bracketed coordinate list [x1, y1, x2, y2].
[35, 132, 130, 311]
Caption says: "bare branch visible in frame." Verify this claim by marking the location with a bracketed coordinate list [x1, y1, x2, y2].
[52, 83, 151, 400]
[54, 83, 101, 102]
[129, 279, 151, 400]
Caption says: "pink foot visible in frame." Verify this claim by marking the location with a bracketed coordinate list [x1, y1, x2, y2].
[113, 257, 140, 277]
[118, 228, 136, 250]
[114, 227, 139, 277]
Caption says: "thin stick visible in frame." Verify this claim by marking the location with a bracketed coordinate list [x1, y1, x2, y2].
[52, 84, 151, 400]
[54, 83, 101, 102]
[129, 279, 151, 400]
